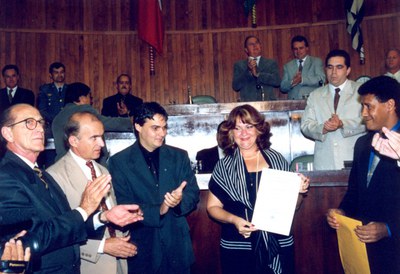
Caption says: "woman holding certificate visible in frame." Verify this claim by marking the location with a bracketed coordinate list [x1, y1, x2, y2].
[207, 104, 309, 274]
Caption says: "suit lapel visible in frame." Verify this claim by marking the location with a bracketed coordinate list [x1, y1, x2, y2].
[4, 152, 68, 213]
[336, 81, 355, 113]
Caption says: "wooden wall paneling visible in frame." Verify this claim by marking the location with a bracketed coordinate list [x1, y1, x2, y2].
[211, 33, 221, 103]
[205, 33, 215, 98]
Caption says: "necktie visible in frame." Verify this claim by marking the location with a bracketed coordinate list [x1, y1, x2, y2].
[58, 87, 62, 97]
[33, 166, 48, 189]
[298, 59, 303, 72]
[333, 88, 340, 113]
[8, 89, 13, 103]
[85, 160, 116, 237]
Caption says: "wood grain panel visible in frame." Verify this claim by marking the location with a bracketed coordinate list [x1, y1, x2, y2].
[0, 1, 398, 109]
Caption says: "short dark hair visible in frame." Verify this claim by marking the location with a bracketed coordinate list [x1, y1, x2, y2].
[244, 35, 260, 48]
[63, 111, 100, 148]
[64, 82, 91, 104]
[134, 102, 168, 138]
[49, 62, 65, 74]
[0, 104, 20, 155]
[358, 75, 400, 118]
[116, 73, 131, 84]
[291, 35, 309, 48]
[2, 64, 19, 76]
[218, 104, 271, 156]
[325, 49, 351, 68]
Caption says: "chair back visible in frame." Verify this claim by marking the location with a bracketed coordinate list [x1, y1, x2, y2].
[192, 95, 217, 104]
[290, 154, 314, 172]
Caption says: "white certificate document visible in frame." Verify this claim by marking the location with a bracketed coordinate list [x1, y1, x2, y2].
[251, 168, 301, 236]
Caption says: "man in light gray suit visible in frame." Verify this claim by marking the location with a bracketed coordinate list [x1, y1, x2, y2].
[47, 111, 141, 274]
[280, 35, 325, 100]
[232, 35, 281, 101]
[301, 49, 365, 170]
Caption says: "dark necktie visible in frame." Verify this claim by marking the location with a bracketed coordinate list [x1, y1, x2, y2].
[8, 89, 13, 103]
[298, 59, 303, 72]
[33, 166, 48, 189]
[86, 160, 116, 237]
[58, 87, 62, 97]
[333, 88, 340, 113]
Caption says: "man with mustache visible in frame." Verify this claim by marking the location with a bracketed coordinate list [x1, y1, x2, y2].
[101, 74, 143, 117]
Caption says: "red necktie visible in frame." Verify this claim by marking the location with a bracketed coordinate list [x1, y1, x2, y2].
[86, 160, 116, 237]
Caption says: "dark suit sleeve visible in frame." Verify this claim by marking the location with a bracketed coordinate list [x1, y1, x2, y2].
[174, 151, 200, 216]
[258, 59, 281, 87]
[0, 172, 88, 255]
[232, 61, 253, 91]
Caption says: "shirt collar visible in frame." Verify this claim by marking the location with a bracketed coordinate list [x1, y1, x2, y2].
[329, 80, 348, 95]
[69, 149, 100, 180]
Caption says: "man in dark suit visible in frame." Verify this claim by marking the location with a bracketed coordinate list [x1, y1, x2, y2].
[327, 76, 400, 274]
[0, 65, 34, 115]
[195, 121, 225, 173]
[0, 104, 143, 273]
[108, 102, 200, 274]
[101, 74, 143, 117]
[232, 35, 281, 101]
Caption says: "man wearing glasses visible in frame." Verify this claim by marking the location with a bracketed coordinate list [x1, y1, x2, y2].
[232, 35, 281, 101]
[0, 104, 142, 273]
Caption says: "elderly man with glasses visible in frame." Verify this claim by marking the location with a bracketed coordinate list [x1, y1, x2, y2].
[0, 103, 142, 273]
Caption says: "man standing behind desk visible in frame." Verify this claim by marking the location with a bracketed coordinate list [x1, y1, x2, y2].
[280, 35, 325, 100]
[301, 49, 365, 170]
[101, 74, 143, 117]
[232, 35, 281, 101]
[0, 65, 34, 115]
[327, 76, 400, 274]
[37, 62, 68, 129]
[108, 102, 200, 274]
[0, 104, 141, 273]
[47, 112, 139, 274]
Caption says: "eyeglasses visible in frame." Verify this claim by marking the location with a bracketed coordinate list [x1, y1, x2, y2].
[7, 118, 47, 130]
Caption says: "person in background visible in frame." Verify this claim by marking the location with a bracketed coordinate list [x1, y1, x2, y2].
[327, 76, 400, 274]
[108, 102, 200, 274]
[47, 112, 141, 274]
[37, 62, 68, 131]
[207, 104, 309, 274]
[301, 49, 365, 170]
[195, 121, 225, 173]
[52, 82, 132, 164]
[232, 35, 281, 101]
[0, 65, 34, 115]
[101, 74, 143, 117]
[384, 48, 400, 82]
[0, 104, 141, 273]
[280, 35, 325, 100]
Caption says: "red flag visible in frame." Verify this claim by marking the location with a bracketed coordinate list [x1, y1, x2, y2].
[138, 0, 164, 54]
